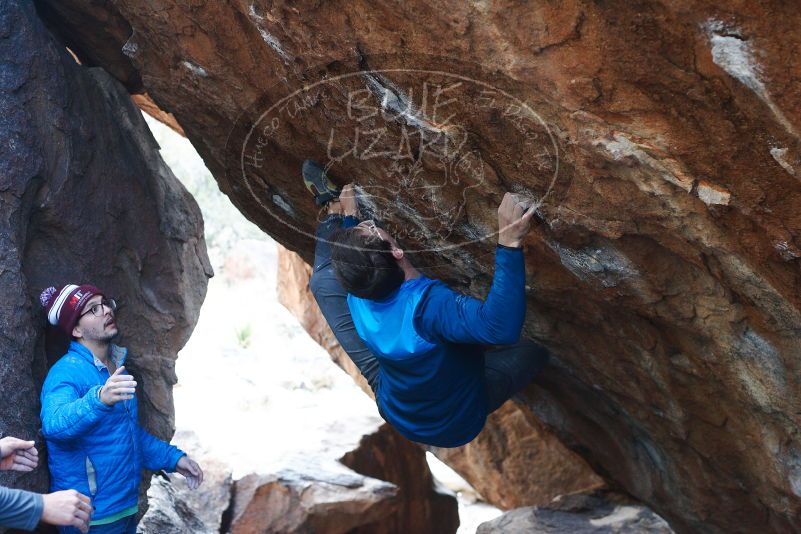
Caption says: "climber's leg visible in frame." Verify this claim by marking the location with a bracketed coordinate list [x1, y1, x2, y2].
[304, 159, 379, 394]
[312, 212, 348, 272]
[310, 213, 381, 395]
[483, 340, 549, 413]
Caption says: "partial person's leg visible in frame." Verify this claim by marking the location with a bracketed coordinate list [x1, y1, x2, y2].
[483, 340, 549, 413]
[310, 214, 381, 394]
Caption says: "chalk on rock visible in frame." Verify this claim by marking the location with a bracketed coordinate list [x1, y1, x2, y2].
[696, 180, 731, 206]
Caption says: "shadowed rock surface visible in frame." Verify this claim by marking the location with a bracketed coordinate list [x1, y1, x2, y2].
[477, 492, 673, 534]
[32, 1, 801, 531]
[0, 0, 210, 508]
[138, 474, 215, 534]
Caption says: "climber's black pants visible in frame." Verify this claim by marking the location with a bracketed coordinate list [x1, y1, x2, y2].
[309, 214, 548, 413]
[310, 214, 382, 395]
[483, 341, 549, 412]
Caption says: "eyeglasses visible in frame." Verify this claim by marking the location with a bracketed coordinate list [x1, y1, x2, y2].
[80, 298, 117, 318]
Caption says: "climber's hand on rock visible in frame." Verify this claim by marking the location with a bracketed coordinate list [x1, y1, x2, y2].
[99, 366, 136, 406]
[498, 192, 537, 248]
[340, 184, 358, 217]
[176, 455, 204, 490]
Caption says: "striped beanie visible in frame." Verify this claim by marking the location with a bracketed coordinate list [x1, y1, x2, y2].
[40, 284, 102, 336]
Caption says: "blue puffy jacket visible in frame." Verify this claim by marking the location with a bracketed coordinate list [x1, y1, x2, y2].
[40, 342, 185, 523]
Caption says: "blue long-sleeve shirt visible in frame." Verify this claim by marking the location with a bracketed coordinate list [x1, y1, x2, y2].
[348, 245, 526, 447]
[0, 486, 42, 531]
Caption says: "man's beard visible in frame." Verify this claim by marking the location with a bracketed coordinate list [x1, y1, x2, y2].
[100, 331, 118, 342]
[88, 328, 118, 344]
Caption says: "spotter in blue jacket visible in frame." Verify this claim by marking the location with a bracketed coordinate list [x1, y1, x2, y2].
[40, 342, 185, 526]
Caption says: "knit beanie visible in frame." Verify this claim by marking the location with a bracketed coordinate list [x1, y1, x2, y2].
[40, 284, 103, 336]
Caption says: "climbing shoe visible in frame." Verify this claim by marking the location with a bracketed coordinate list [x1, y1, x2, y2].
[303, 160, 341, 206]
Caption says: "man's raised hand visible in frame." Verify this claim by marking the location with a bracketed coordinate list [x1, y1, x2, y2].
[497, 192, 538, 248]
[0, 436, 38, 472]
[99, 366, 136, 406]
[41, 490, 92, 533]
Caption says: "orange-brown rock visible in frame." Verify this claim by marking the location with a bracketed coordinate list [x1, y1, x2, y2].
[36, 1, 801, 532]
[230, 424, 459, 534]
[340, 423, 459, 534]
[228, 419, 460, 534]
[133, 93, 186, 137]
[231, 470, 397, 534]
[430, 403, 605, 509]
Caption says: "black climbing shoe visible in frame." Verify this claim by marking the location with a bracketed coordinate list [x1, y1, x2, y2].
[303, 160, 341, 206]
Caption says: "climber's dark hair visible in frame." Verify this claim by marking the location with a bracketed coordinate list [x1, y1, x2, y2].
[331, 228, 405, 301]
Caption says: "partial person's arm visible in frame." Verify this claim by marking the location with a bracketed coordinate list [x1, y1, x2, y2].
[414, 192, 536, 346]
[414, 245, 526, 345]
[40, 372, 111, 443]
[0, 486, 43, 531]
[136, 427, 203, 489]
[135, 426, 185, 472]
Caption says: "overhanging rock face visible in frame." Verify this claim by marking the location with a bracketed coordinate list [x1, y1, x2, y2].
[35, 1, 801, 531]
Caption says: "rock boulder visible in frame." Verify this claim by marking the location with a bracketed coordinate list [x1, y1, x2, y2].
[230, 468, 398, 534]
[0, 0, 210, 503]
[477, 492, 673, 534]
[340, 423, 460, 534]
[430, 403, 605, 509]
[139, 431, 233, 534]
[34, 1, 801, 531]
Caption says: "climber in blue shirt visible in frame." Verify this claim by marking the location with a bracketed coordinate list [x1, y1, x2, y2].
[304, 160, 549, 448]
